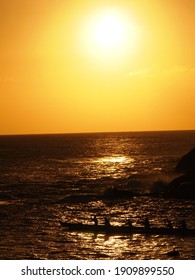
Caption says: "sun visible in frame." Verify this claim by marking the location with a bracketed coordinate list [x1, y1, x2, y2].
[93, 13, 125, 49]
[79, 8, 141, 64]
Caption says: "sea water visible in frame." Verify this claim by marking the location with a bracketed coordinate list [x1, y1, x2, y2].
[0, 131, 195, 259]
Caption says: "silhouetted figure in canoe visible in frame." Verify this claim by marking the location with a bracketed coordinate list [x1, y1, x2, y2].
[104, 217, 111, 227]
[127, 219, 133, 228]
[167, 219, 173, 229]
[180, 219, 187, 230]
[143, 218, 150, 229]
[92, 215, 98, 226]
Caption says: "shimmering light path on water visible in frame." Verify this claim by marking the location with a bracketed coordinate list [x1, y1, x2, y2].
[0, 131, 195, 259]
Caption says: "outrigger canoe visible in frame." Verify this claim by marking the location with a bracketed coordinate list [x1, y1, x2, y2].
[60, 221, 195, 236]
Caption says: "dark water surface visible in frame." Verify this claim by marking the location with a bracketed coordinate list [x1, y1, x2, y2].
[0, 131, 195, 259]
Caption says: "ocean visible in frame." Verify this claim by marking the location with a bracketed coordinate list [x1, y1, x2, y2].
[0, 130, 195, 259]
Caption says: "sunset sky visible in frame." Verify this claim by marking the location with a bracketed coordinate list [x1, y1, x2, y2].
[0, 0, 195, 135]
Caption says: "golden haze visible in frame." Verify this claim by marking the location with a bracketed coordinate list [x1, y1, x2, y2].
[0, 0, 195, 134]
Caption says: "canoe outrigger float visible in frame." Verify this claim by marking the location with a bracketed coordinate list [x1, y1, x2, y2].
[60, 221, 195, 236]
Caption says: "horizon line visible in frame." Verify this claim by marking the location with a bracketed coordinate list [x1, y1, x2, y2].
[0, 129, 195, 137]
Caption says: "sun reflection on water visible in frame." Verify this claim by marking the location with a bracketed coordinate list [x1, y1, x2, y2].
[91, 155, 135, 179]
[94, 156, 134, 164]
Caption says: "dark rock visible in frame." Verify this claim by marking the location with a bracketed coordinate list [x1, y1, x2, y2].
[175, 148, 195, 175]
[165, 175, 195, 199]
[164, 148, 195, 199]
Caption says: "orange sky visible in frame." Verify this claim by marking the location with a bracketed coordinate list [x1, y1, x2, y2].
[0, 0, 195, 135]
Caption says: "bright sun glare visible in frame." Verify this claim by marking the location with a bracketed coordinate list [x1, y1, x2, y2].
[94, 13, 125, 49]
[81, 9, 140, 59]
